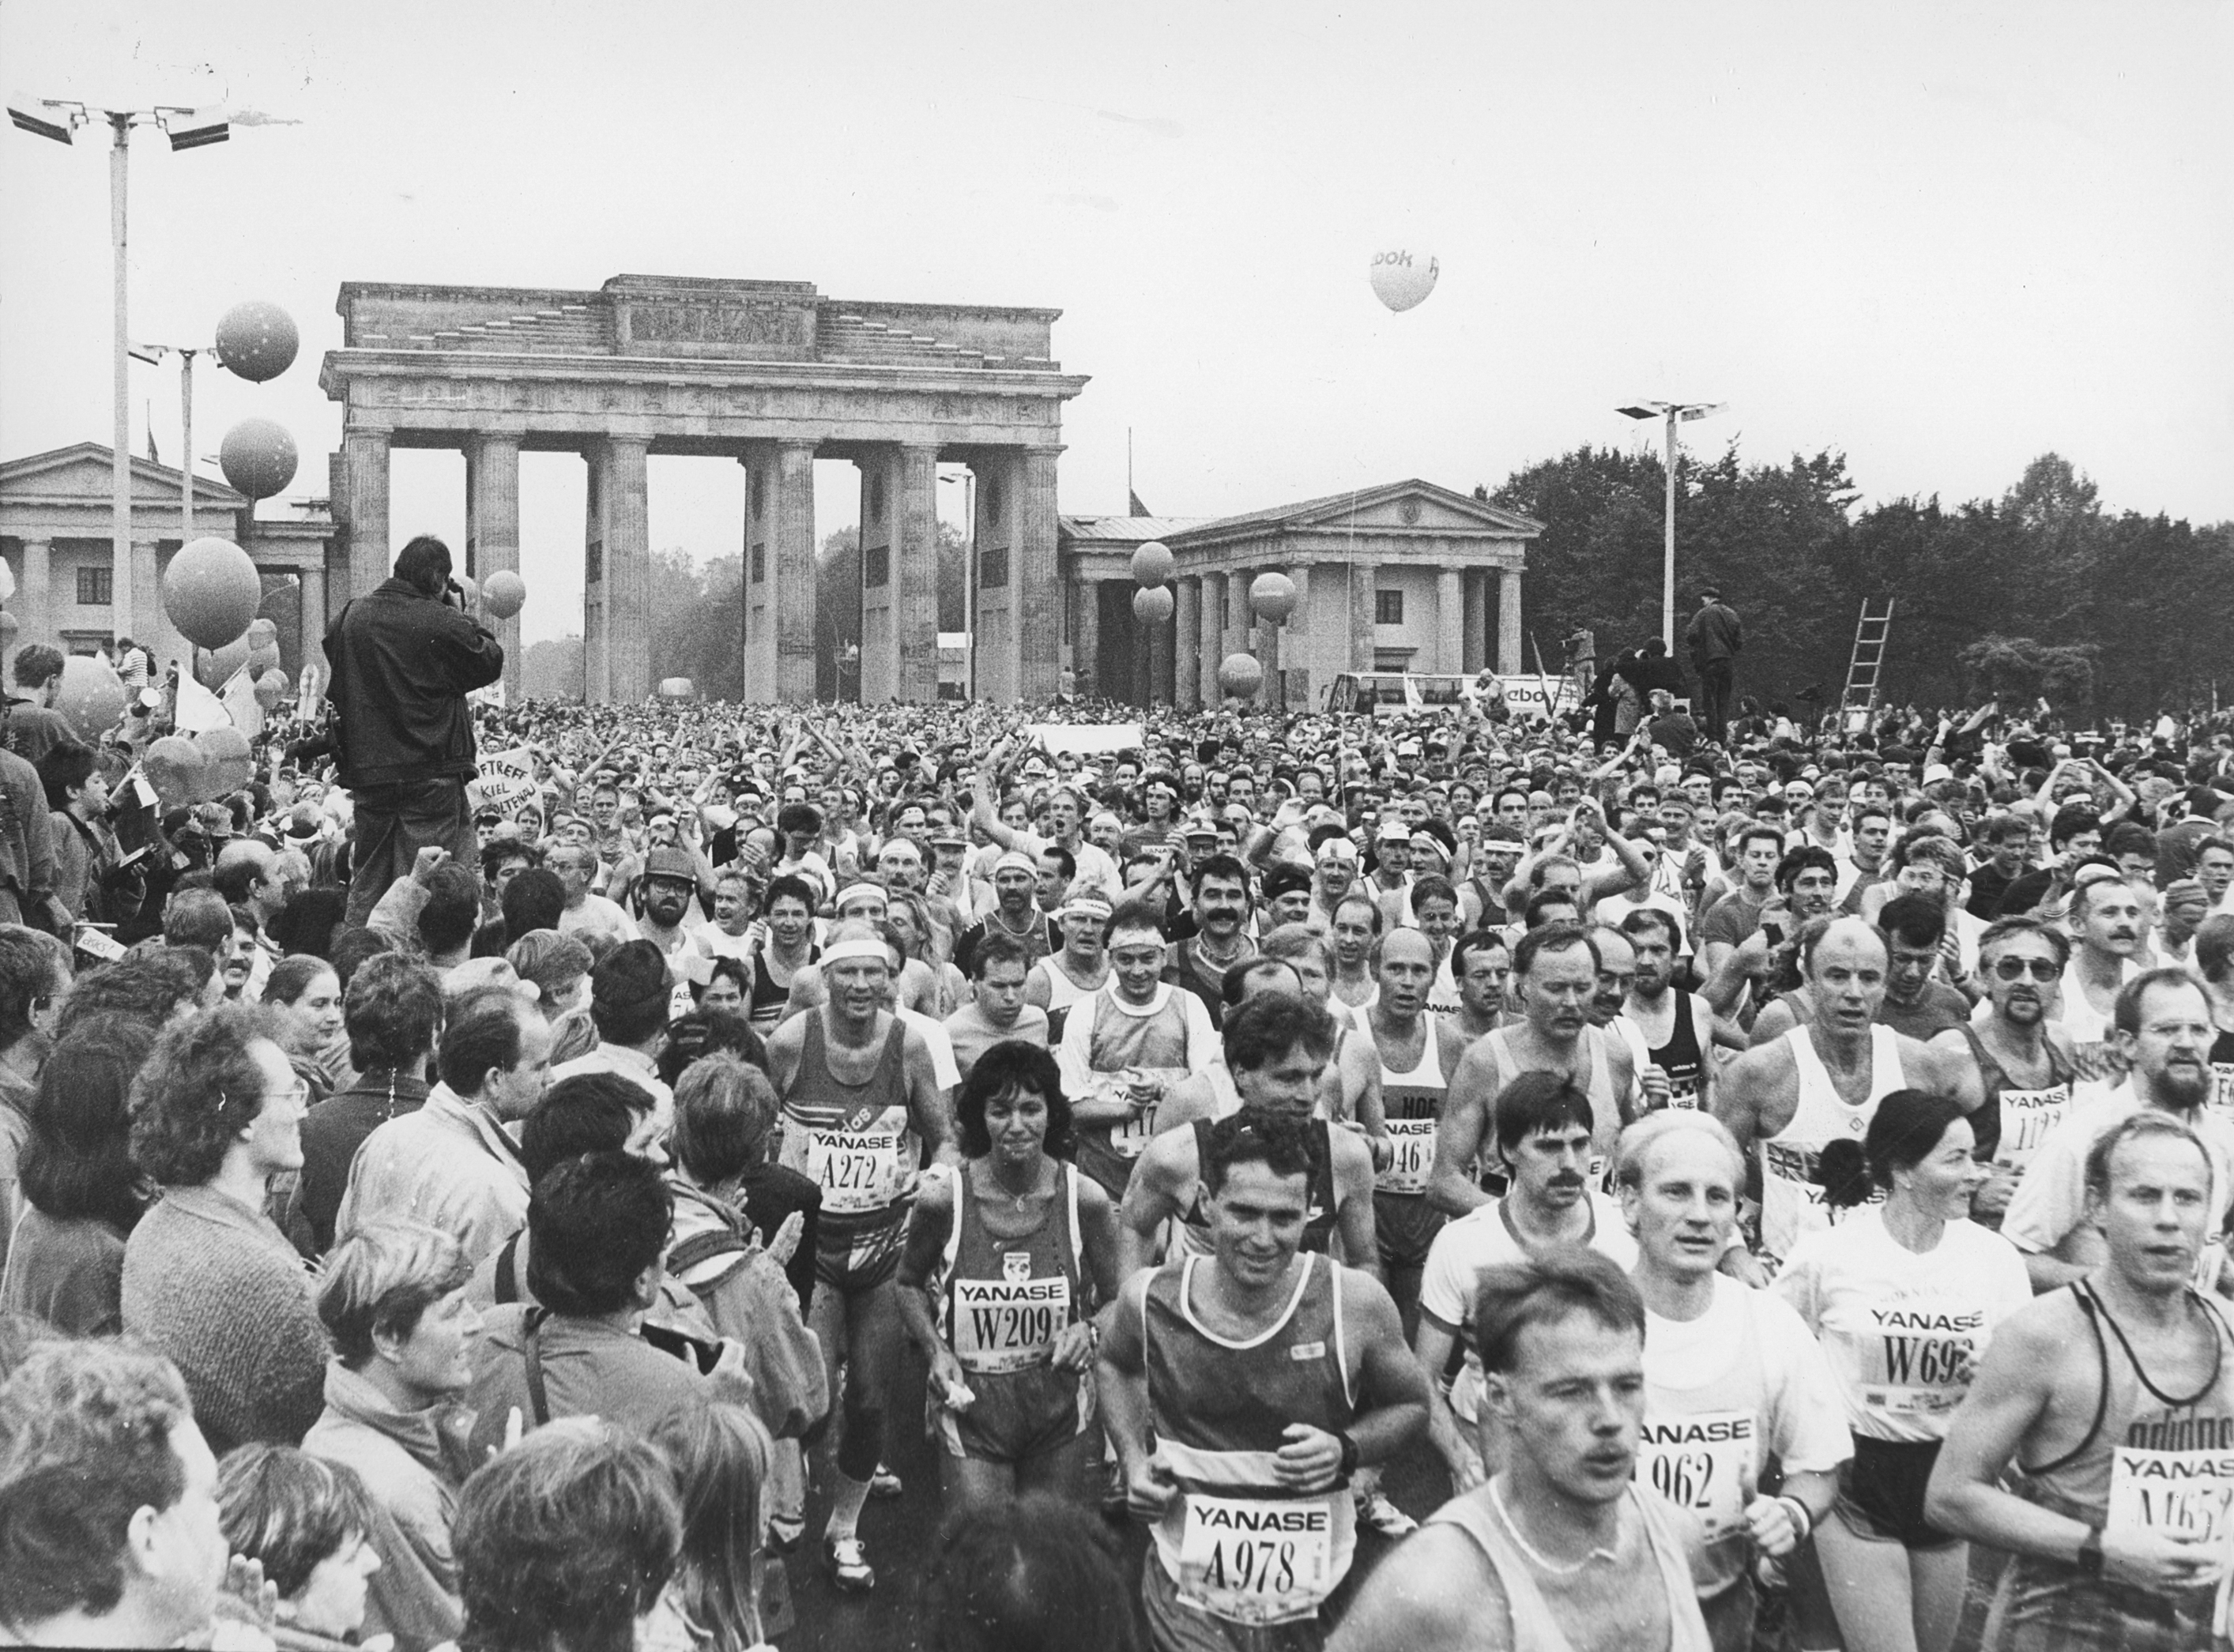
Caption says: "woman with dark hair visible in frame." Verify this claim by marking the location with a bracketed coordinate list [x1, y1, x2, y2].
[896, 1039, 1121, 1514]
[921, 1491, 1139, 1652]
[0, 1014, 156, 1335]
[1774, 1089, 2032, 1652]
[266, 954, 346, 1104]
[120, 1003, 329, 1454]
[216, 1443, 384, 1650]
[643, 1398, 778, 1652]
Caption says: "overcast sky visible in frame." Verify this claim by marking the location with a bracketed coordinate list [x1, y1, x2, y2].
[2, 0, 2227, 644]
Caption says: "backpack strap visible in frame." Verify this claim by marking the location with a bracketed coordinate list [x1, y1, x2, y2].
[495, 1232, 522, 1304]
[668, 1228, 754, 1277]
[521, 1306, 552, 1428]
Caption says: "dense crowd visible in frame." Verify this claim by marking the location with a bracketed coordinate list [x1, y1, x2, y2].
[6, 537, 2234, 1652]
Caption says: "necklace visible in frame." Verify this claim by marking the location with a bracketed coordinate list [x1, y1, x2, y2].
[985, 904, 1041, 943]
[1196, 931, 1247, 969]
[1490, 1480, 1614, 1577]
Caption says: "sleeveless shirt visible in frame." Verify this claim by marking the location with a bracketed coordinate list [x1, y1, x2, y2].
[1482, 1025, 1622, 1187]
[1075, 987, 1193, 1195]
[1176, 1118, 1340, 1260]
[1961, 1024, 2076, 1170]
[778, 1014, 917, 1232]
[1644, 994, 1709, 1108]
[939, 1161, 1084, 1375]
[1759, 1025, 1905, 1263]
[1032, 954, 1096, 1042]
[1373, 1012, 1451, 1199]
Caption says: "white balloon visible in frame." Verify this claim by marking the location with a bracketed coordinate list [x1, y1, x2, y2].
[1369, 250, 1439, 314]
[0, 562, 13, 603]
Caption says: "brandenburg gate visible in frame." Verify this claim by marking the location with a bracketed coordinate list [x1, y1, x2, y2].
[320, 273, 1088, 703]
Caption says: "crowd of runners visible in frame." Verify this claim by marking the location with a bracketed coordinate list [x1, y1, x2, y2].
[6, 545, 2234, 1652]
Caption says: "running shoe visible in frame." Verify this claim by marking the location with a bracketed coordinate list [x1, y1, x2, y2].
[826, 1536, 876, 1593]
[1354, 1490, 1418, 1538]
[868, 1462, 903, 1500]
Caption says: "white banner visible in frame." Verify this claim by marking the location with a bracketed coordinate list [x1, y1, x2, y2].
[1025, 722, 1144, 755]
[1492, 673, 1569, 722]
[475, 746, 539, 806]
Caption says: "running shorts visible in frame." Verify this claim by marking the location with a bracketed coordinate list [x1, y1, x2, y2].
[1833, 1435, 1956, 1551]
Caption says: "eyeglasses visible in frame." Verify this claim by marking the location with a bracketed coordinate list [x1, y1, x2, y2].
[1991, 957, 2060, 983]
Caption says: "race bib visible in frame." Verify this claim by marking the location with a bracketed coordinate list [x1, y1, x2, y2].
[2109, 1443, 2234, 1556]
[2213, 1064, 2234, 1119]
[1663, 1073, 1704, 1110]
[807, 1116, 907, 1214]
[1177, 1494, 1338, 1626]
[1639, 1409, 1756, 1544]
[1375, 1118, 1437, 1196]
[1109, 1106, 1158, 1160]
[952, 1272, 1069, 1375]
[1993, 1085, 2070, 1170]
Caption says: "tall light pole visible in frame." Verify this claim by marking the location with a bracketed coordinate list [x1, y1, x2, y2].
[10, 94, 228, 644]
[127, 342, 203, 540]
[1617, 400, 1723, 651]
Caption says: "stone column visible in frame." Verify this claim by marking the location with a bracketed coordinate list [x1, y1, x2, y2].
[1437, 568, 1465, 674]
[1146, 586, 1174, 706]
[1200, 572, 1226, 708]
[741, 453, 772, 701]
[1073, 581, 1102, 701]
[1174, 578, 1201, 709]
[856, 450, 898, 702]
[582, 451, 608, 702]
[466, 434, 523, 702]
[1350, 562, 1379, 672]
[1226, 570, 1252, 661]
[1498, 567, 1524, 675]
[605, 438, 650, 703]
[772, 441, 819, 705]
[19, 540, 49, 653]
[1462, 570, 1488, 674]
[897, 445, 940, 702]
[299, 563, 327, 657]
[1015, 449, 1061, 702]
[339, 430, 390, 598]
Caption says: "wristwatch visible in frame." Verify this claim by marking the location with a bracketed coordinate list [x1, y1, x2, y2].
[1336, 1431, 1362, 1478]
[2075, 1526, 2104, 1578]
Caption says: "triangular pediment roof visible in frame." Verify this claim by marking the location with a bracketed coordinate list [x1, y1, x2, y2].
[1169, 479, 1540, 548]
[0, 442, 245, 510]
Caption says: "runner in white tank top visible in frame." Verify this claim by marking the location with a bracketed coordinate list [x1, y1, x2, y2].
[1758, 1022, 1906, 1263]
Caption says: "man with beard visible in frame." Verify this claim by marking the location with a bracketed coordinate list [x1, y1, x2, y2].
[2001, 969, 2234, 1293]
[1931, 916, 2080, 1226]
[1621, 909, 1718, 1110]
[1165, 855, 1256, 1027]
[633, 846, 710, 992]
[1338, 1249, 1709, 1652]
[1927, 1112, 2234, 1651]
[953, 849, 1054, 978]
[1430, 926, 1642, 1211]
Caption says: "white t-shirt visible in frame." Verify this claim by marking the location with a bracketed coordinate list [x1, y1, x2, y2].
[899, 1006, 963, 1092]
[1774, 1206, 2032, 1443]
[1007, 828, 1122, 904]
[1420, 1192, 1637, 1424]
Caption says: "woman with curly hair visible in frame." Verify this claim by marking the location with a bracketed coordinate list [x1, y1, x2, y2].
[121, 1003, 329, 1453]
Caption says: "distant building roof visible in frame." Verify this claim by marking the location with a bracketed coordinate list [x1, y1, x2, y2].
[1057, 514, 1215, 544]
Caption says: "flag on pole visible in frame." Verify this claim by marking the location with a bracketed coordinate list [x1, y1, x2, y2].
[145, 406, 160, 465]
[1403, 674, 1424, 711]
[173, 672, 229, 733]
[1128, 489, 1152, 517]
[222, 666, 265, 740]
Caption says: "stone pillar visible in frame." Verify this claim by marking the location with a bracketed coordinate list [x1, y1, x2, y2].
[856, 450, 899, 702]
[339, 430, 390, 598]
[1462, 570, 1488, 674]
[1498, 567, 1524, 675]
[1226, 570, 1252, 662]
[1350, 562, 1379, 672]
[772, 442, 819, 704]
[1437, 568, 1464, 674]
[970, 453, 1016, 703]
[1174, 578, 1201, 709]
[1147, 588, 1174, 707]
[605, 438, 650, 703]
[465, 434, 523, 702]
[1015, 450, 1061, 702]
[741, 453, 772, 701]
[1074, 581, 1102, 701]
[582, 452, 608, 702]
[1200, 572, 1226, 708]
[897, 445, 940, 702]
[19, 540, 49, 653]
[299, 563, 327, 657]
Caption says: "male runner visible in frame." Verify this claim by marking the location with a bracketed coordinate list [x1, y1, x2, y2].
[2056, 870, 2146, 1080]
[953, 849, 1054, 977]
[1360, 928, 1477, 1326]
[1712, 916, 1972, 1268]
[2001, 969, 2234, 1293]
[943, 932, 1050, 1081]
[1449, 928, 1513, 1043]
[1622, 908, 1719, 1109]
[1166, 855, 1259, 1022]
[1929, 916, 2079, 1224]
[1414, 1074, 1639, 1491]
[1332, 1249, 1712, 1652]
[1098, 1113, 1429, 1652]
[1926, 1112, 2234, 1650]
[765, 918, 953, 1590]
[1430, 925, 1641, 1213]
[1619, 1111, 1850, 1652]
[1327, 894, 1381, 1016]
[1058, 907, 1219, 1202]
[1026, 886, 1113, 1040]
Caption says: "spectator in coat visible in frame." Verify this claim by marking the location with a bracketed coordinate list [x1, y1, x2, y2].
[325, 535, 504, 927]
[1684, 585, 1743, 743]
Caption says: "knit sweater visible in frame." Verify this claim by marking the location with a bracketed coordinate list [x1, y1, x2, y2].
[121, 1183, 330, 1454]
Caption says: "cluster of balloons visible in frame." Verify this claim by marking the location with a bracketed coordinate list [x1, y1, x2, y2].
[1129, 540, 1174, 627]
[214, 300, 301, 502]
[1215, 570, 1297, 702]
[142, 728, 255, 810]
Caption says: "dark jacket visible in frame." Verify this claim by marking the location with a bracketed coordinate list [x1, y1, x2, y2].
[1683, 601, 1743, 668]
[325, 580, 503, 788]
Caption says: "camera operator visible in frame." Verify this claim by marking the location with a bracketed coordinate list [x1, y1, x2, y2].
[325, 535, 505, 926]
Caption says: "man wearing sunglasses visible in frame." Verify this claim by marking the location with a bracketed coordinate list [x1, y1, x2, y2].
[1929, 916, 2079, 1228]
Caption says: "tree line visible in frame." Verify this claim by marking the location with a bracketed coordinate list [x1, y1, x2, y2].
[1487, 446, 2234, 722]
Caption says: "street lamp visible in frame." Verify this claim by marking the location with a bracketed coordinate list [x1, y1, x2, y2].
[9, 92, 229, 642]
[1617, 400, 1724, 652]
[938, 469, 975, 699]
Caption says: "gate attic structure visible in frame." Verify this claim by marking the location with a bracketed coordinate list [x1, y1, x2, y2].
[320, 273, 1087, 704]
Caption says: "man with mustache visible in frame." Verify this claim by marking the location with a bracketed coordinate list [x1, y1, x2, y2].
[2001, 969, 2234, 1294]
[1165, 855, 1257, 1027]
[1334, 1248, 1712, 1652]
[2056, 868, 2147, 1082]
[1930, 916, 2080, 1226]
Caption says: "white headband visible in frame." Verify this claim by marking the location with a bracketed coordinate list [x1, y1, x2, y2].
[820, 936, 895, 967]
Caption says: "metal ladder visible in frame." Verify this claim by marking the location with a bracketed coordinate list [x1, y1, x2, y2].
[1840, 599, 1895, 730]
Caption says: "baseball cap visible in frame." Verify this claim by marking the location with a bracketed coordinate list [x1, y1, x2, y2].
[1921, 763, 1955, 785]
[1377, 822, 1411, 845]
[644, 846, 696, 885]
